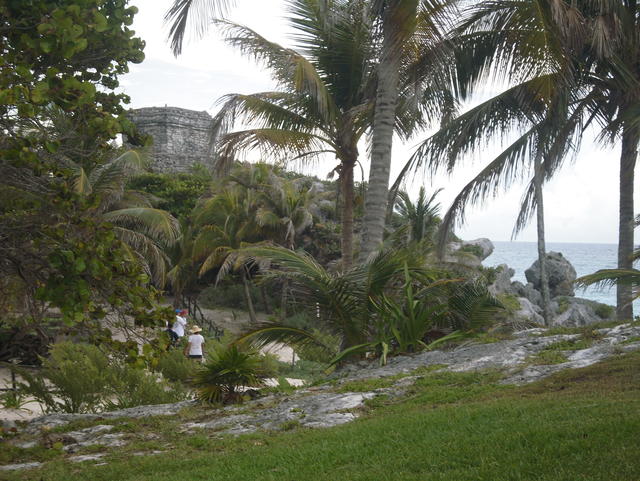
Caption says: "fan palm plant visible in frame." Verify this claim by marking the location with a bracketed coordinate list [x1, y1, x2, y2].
[390, 187, 442, 248]
[72, 150, 181, 286]
[191, 344, 267, 404]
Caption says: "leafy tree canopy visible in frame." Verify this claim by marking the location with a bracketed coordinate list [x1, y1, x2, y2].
[0, 1, 172, 335]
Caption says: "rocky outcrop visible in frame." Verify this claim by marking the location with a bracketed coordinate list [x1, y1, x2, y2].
[525, 251, 577, 297]
[26, 400, 196, 433]
[488, 264, 517, 296]
[512, 281, 544, 307]
[447, 238, 495, 267]
[514, 297, 545, 325]
[552, 297, 615, 327]
[487, 251, 612, 327]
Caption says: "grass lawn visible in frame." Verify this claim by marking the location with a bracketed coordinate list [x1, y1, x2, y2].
[4, 351, 640, 481]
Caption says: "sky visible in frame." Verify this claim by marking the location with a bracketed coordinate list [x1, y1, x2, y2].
[120, 0, 635, 244]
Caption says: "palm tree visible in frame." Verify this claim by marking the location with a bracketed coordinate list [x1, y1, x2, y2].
[168, 0, 443, 268]
[414, 0, 638, 321]
[235, 245, 503, 364]
[192, 183, 262, 323]
[361, 0, 455, 259]
[236, 166, 317, 251]
[209, 3, 376, 269]
[391, 186, 442, 248]
[72, 150, 181, 286]
[234, 163, 321, 316]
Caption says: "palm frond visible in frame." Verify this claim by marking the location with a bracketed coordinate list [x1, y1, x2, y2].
[165, 0, 234, 55]
[575, 269, 640, 296]
[215, 19, 339, 123]
[234, 324, 333, 355]
[112, 227, 170, 286]
[104, 208, 181, 246]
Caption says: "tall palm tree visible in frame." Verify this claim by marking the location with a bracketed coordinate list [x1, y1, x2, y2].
[403, 73, 585, 324]
[449, 0, 640, 321]
[361, 0, 455, 259]
[174, 0, 378, 268]
[462, 1, 637, 321]
[167, 0, 445, 268]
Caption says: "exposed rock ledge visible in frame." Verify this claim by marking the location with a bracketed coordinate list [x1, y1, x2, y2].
[11, 323, 638, 457]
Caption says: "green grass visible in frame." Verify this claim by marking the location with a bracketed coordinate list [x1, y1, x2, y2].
[3, 352, 640, 481]
[526, 349, 569, 365]
[541, 338, 594, 352]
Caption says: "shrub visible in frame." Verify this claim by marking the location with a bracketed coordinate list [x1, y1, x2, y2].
[104, 364, 188, 410]
[191, 345, 267, 404]
[556, 297, 571, 314]
[458, 244, 485, 258]
[17, 342, 110, 413]
[157, 349, 197, 383]
[594, 303, 614, 319]
[17, 342, 190, 414]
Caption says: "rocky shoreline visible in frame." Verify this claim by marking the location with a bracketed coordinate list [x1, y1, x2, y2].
[453, 238, 615, 327]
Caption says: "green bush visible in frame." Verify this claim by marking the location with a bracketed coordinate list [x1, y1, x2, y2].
[556, 297, 571, 314]
[458, 244, 485, 258]
[17, 342, 190, 414]
[104, 364, 188, 410]
[157, 349, 197, 383]
[191, 345, 267, 404]
[594, 303, 614, 319]
[17, 342, 110, 413]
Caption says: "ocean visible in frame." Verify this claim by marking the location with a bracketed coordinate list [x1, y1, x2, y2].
[484, 241, 619, 306]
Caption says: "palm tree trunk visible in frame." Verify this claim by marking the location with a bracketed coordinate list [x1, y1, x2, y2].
[534, 151, 552, 325]
[362, 10, 401, 259]
[616, 124, 638, 320]
[240, 267, 258, 324]
[261, 285, 272, 314]
[341, 162, 355, 269]
[280, 279, 288, 319]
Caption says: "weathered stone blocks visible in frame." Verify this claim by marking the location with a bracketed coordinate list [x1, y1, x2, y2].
[127, 106, 214, 173]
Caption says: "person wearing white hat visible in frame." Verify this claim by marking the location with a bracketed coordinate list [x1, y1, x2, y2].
[184, 325, 205, 362]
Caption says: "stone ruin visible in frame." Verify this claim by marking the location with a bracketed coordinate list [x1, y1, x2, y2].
[127, 106, 214, 173]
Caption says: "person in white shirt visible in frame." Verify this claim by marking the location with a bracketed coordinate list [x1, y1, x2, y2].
[184, 325, 205, 362]
[171, 309, 188, 340]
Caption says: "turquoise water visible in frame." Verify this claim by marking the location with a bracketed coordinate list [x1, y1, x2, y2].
[485, 241, 619, 306]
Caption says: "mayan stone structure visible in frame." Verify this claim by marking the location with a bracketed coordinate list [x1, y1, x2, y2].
[127, 106, 214, 172]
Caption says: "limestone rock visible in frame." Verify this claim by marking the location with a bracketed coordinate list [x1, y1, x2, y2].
[27, 400, 197, 433]
[448, 238, 495, 267]
[514, 297, 545, 325]
[525, 252, 577, 297]
[127, 107, 213, 173]
[552, 297, 615, 327]
[488, 264, 517, 296]
[512, 281, 543, 307]
[0, 462, 42, 471]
